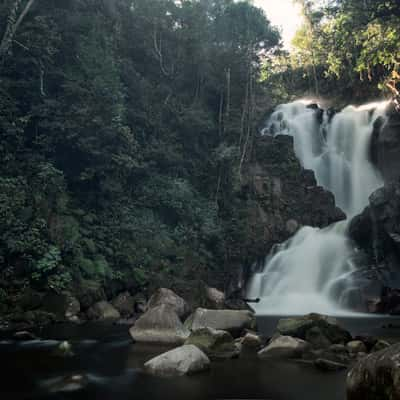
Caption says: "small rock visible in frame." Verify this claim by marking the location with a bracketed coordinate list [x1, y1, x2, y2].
[347, 340, 367, 354]
[87, 301, 120, 321]
[111, 292, 135, 318]
[144, 345, 210, 377]
[258, 335, 311, 359]
[205, 287, 225, 309]
[53, 341, 74, 357]
[371, 339, 390, 352]
[241, 332, 262, 349]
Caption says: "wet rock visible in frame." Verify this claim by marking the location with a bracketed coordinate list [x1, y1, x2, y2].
[204, 287, 225, 309]
[129, 304, 190, 344]
[314, 358, 347, 371]
[371, 339, 390, 352]
[353, 335, 377, 352]
[146, 288, 189, 319]
[111, 292, 135, 318]
[277, 314, 351, 344]
[347, 340, 367, 354]
[258, 335, 311, 359]
[144, 345, 210, 377]
[87, 301, 120, 321]
[185, 308, 255, 337]
[241, 332, 263, 349]
[347, 343, 400, 399]
[185, 327, 239, 359]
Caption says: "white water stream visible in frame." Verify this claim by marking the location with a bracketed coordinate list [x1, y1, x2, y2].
[247, 100, 389, 315]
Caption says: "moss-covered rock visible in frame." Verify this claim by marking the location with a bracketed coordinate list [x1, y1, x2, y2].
[277, 313, 351, 345]
[185, 327, 239, 359]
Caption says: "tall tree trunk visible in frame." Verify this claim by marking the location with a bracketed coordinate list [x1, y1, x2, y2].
[0, 0, 35, 62]
[225, 68, 231, 118]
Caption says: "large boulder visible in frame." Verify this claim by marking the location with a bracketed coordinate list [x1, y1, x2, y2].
[277, 314, 351, 345]
[87, 301, 120, 321]
[185, 327, 239, 359]
[129, 304, 190, 344]
[146, 288, 189, 319]
[111, 292, 135, 317]
[258, 335, 311, 359]
[144, 345, 210, 377]
[184, 308, 255, 337]
[347, 343, 400, 400]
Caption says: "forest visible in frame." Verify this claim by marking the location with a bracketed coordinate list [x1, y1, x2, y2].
[2, 1, 400, 400]
[1, 0, 397, 307]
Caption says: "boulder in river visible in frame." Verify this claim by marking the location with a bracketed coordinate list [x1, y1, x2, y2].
[258, 335, 311, 359]
[129, 304, 190, 344]
[277, 313, 352, 345]
[144, 345, 210, 377]
[184, 308, 255, 337]
[347, 343, 400, 400]
[185, 327, 239, 359]
[146, 288, 189, 319]
[87, 301, 120, 321]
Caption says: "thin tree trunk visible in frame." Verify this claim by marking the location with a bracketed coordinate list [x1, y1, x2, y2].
[0, 0, 35, 61]
[218, 90, 224, 137]
[225, 68, 231, 118]
[239, 69, 253, 181]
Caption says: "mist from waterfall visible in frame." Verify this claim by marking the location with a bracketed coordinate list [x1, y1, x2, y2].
[248, 100, 389, 316]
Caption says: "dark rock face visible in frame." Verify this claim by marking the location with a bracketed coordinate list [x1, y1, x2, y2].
[349, 181, 400, 312]
[227, 135, 346, 297]
[347, 343, 400, 400]
[371, 102, 400, 183]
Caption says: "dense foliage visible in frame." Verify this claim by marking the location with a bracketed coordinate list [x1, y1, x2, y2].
[0, 0, 280, 298]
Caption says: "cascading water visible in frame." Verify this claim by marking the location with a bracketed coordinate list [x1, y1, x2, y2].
[247, 100, 389, 316]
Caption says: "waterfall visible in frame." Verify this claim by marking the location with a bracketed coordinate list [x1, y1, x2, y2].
[247, 100, 389, 316]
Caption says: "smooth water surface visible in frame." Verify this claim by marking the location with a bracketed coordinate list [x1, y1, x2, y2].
[2, 319, 400, 400]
